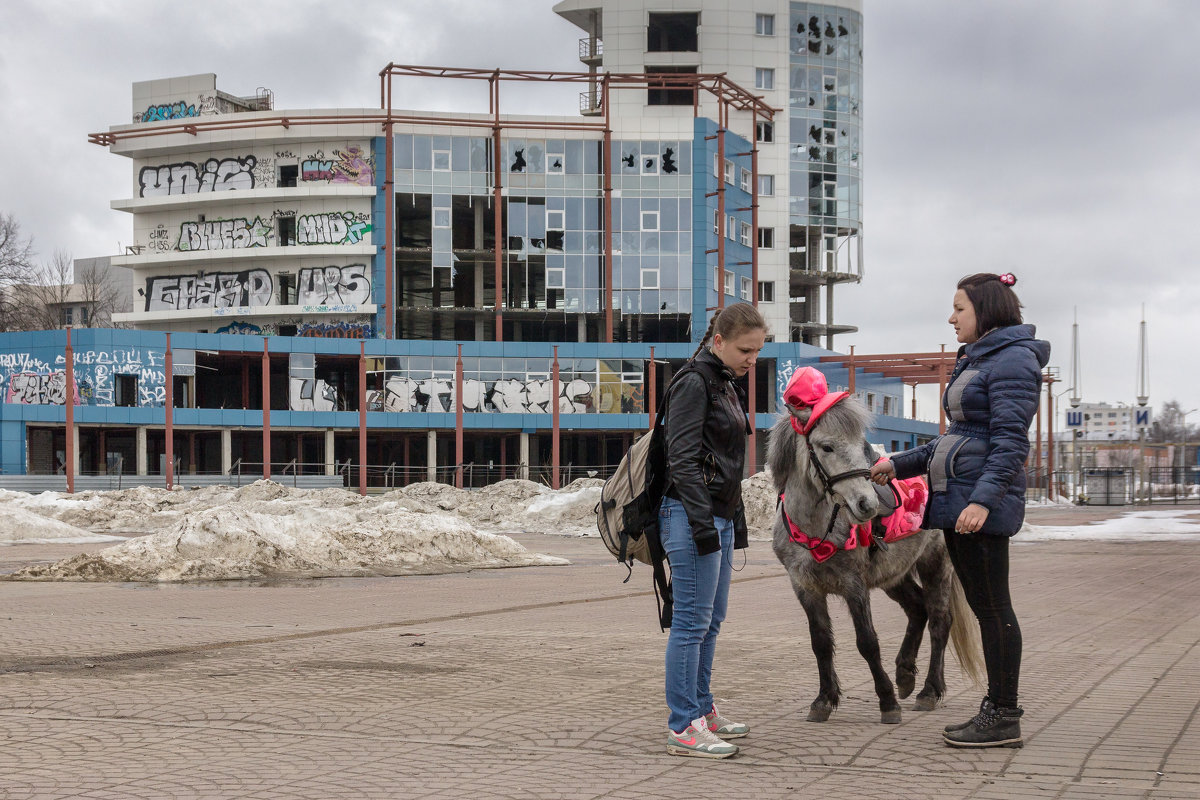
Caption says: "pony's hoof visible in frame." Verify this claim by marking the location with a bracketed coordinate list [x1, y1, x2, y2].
[912, 694, 943, 712]
[807, 702, 835, 722]
[881, 709, 902, 724]
[896, 665, 917, 699]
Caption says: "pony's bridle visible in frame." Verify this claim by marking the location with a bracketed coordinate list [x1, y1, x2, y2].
[779, 408, 874, 558]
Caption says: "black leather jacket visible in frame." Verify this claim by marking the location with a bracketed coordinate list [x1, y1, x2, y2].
[663, 349, 750, 556]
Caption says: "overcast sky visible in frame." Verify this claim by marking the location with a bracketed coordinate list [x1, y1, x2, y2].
[1, 0, 1197, 422]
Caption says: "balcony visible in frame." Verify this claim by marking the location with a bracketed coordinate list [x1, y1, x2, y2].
[578, 37, 603, 63]
[579, 90, 603, 117]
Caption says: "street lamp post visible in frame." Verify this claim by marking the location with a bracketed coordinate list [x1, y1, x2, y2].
[1181, 408, 1197, 483]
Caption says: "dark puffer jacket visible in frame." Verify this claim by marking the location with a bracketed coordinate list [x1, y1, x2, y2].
[663, 349, 751, 556]
[890, 324, 1051, 536]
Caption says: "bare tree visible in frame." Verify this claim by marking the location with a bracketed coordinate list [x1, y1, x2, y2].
[0, 212, 37, 331]
[1149, 400, 1198, 444]
[15, 250, 76, 331]
[76, 257, 126, 328]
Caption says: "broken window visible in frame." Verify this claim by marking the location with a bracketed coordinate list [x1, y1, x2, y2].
[643, 154, 658, 174]
[277, 217, 296, 247]
[756, 121, 774, 143]
[115, 374, 138, 407]
[647, 65, 696, 106]
[647, 12, 698, 51]
[277, 272, 296, 305]
[661, 147, 678, 174]
[277, 164, 298, 188]
[546, 144, 565, 174]
[510, 148, 527, 173]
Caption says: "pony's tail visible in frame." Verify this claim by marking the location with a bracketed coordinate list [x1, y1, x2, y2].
[948, 572, 985, 687]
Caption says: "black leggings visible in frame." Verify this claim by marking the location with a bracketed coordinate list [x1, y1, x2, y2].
[942, 530, 1022, 708]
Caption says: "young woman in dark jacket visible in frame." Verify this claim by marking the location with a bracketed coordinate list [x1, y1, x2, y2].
[870, 273, 1050, 748]
[661, 302, 766, 759]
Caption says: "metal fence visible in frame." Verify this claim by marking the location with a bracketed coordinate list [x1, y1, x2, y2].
[1026, 467, 1199, 506]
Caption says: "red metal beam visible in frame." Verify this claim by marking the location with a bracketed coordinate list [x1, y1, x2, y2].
[359, 341, 368, 496]
[552, 346, 561, 490]
[64, 329, 75, 494]
[455, 344, 464, 489]
[384, 120, 395, 339]
[165, 333, 174, 490]
[262, 339, 271, 480]
[602, 75, 613, 342]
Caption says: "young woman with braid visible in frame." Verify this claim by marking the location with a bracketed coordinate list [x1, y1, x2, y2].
[660, 302, 767, 759]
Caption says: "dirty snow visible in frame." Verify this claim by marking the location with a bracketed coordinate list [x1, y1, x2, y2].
[1, 473, 1196, 583]
[1019, 509, 1200, 542]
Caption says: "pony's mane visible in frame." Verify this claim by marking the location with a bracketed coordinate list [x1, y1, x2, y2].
[812, 395, 872, 441]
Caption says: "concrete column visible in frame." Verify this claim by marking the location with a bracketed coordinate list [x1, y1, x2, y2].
[324, 429, 335, 476]
[136, 426, 148, 475]
[427, 429, 437, 483]
[577, 315, 586, 342]
[221, 429, 232, 475]
[519, 432, 530, 481]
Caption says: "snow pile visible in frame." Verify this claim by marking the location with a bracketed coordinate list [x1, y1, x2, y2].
[1019, 509, 1200, 542]
[741, 471, 778, 537]
[0, 502, 123, 545]
[5, 502, 566, 582]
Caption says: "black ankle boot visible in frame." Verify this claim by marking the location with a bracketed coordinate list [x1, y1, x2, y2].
[942, 704, 1023, 748]
[944, 697, 995, 734]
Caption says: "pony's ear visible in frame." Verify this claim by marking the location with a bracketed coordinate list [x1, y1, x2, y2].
[788, 405, 814, 433]
[766, 414, 799, 493]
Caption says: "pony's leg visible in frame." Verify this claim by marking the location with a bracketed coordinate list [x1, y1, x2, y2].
[843, 589, 903, 724]
[911, 553, 954, 711]
[795, 590, 840, 722]
[882, 575, 928, 700]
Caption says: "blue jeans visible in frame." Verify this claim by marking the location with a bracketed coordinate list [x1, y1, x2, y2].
[660, 496, 735, 733]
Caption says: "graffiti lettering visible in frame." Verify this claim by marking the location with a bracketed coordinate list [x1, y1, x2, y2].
[178, 217, 272, 251]
[297, 264, 371, 306]
[367, 376, 596, 414]
[288, 378, 337, 411]
[301, 159, 334, 181]
[138, 156, 257, 197]
[5, 373, 75, 405]
[214, 322, 264, 335]
[146, 270, 273, 311]
[137, 101, 198, 123]
[297, 321, 373, 338]
[297, 212, 372, 245]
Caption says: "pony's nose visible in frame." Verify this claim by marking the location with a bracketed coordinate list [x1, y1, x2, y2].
[853, 495, 877, 520]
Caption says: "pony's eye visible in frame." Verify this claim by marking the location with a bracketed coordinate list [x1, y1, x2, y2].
[820, 444, 835, 454]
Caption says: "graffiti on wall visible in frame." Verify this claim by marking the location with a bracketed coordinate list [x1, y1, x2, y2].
[0, 349, 166, 407]
[138, 156, 257, 197]
[4, 372, 76, 405]
[136, 101, 199, 123]
[289, 378, 337, 411]
[300, 146, 374, 186]
[367, 376, 595, 414]
[297, 212, 372, 245]
[178, 217, 272, 251]
[145, 270, 274, 311]
[298, 321, 374, 338]
[297, 264, 371, 306]
[214, 321, 264, 335]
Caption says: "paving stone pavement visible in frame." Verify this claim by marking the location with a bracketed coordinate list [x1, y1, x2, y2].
[1, 506, 1198, 799]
